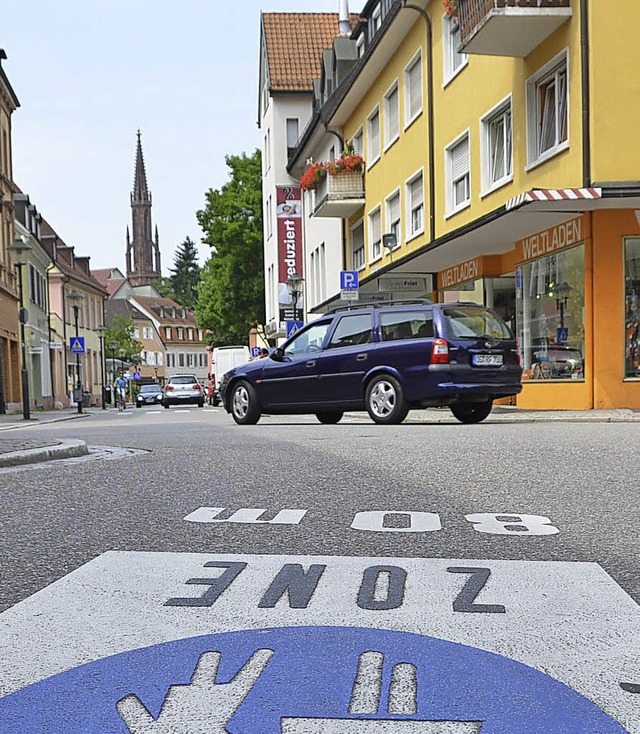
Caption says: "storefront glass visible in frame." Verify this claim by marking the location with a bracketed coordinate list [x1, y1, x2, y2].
[625, 237, 640, 379]
[441, 277, 516, 333]
[516, 245, 585, 380]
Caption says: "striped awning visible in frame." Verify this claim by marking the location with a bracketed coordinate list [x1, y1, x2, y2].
[506, 187, 602, 211]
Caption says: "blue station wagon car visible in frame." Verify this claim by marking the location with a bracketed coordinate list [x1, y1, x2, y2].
[220, 302, 522, 425]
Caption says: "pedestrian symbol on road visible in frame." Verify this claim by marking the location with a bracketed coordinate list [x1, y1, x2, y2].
[0, 627, 627, 732]
[69, 337, 85, 354]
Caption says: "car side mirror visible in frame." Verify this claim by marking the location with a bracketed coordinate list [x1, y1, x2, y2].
[270, 347, 285, 362]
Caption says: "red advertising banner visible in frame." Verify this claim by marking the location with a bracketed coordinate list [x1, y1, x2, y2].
[276, 186, 303, 318]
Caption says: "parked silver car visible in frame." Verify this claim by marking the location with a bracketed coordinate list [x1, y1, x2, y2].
[162, 374, 204, 408]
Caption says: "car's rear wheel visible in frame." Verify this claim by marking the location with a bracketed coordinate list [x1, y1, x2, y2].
[450, 399, 493, 424]
[365, 374, 409, 425]
[316, 411, 343, 424]
[231, 380, 261, 425]
[198, 401, 204, 408]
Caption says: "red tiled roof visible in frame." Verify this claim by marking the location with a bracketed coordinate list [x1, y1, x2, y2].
[262, 13, 359, 92]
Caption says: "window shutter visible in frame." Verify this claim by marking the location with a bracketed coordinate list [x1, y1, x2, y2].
[371, 209, 381, 242]
[387, 86, 399, 141]
[410, 175, 423, 208]
[388, 193, 400, 223]
[408, 59, 422, 119]
[451, 137, 469, 181]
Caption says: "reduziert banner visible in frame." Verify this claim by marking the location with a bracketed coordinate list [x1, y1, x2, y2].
[277, 186, 303, 323]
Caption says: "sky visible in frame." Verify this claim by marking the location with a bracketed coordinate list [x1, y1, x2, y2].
[2, 0, 362, 273]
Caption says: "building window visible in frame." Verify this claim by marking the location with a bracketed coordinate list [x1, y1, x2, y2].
[157, 352, 163, 366]
[328, 145, 336, 163]
[177, 328, 184, 340]
[369, 206, 382, 261]
[143, 327, 153, 340]
[188, 328, 194, 340]
[385, 190, 401, 247]
[625, 238, 640, 379]
[481, 99, 513, 193]
[384, 81, 400, 149]
[443, 15, 467, 83]
[286, 118, 299, 152]
[133, 328, 140, 339]
[516, 245, 585, 381]
[404, 51, 423, 127]
[370, 3, 382, 37]
[352, 127, 364, 157]
[351, 220, 366, 270]
[367, 106, 380, 165]
[266, 128, 271, 171]
[406, 171, 424, 239]
[527, 51, 568, 166]
[179, 353, 185, 367]
[198, 329, 204, 341]
[165, 327, 171, 340]
[446, 132, 470, 215]
[356, 33, 365, 58]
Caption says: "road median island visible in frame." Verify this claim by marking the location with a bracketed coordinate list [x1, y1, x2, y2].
[0, 439, 88, 468]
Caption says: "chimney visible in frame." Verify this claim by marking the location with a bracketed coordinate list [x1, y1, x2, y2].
[339, 0, 351, 36]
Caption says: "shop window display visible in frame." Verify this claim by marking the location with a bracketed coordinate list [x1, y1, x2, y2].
[516, 245, 585, 380]
[625, 237, 640, 379]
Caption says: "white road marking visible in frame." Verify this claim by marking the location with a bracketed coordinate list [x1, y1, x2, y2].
[0, 552, 638, 732]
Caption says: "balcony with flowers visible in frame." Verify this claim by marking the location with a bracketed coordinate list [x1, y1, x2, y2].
[301, 152, 366, 219]
[453, 0, 572, 58]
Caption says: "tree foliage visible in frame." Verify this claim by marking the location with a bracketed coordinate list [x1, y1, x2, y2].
[196, 150, 264, 346]
[169, 236, 201, 308]
[105, 315, 143, 367]
[153, 276, 176, 300]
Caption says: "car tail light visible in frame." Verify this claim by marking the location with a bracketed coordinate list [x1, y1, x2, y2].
[193, 384, 201, 390]
[431, 338, 450, 365]
[165, 385, 174, 391]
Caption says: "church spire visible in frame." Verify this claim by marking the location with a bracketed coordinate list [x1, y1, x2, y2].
[132, 129, 150, 204]
[126, 130, 161, 286]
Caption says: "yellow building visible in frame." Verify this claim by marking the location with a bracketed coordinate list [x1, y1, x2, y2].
[291, 0, 640, 410]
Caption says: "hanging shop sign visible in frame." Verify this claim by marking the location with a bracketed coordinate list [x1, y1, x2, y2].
[516, 215, 588, 263]
[277, 186, 303, 325]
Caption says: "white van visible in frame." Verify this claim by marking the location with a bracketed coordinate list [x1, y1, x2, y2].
[209, 346, 251, 405]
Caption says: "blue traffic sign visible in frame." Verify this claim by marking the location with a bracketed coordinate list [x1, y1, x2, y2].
[251, 346, 261, 358]
[132, 371, 141, 380]
[557, 327, 569, 344]
[286, 321, 304, 338]
[69, 337, 85, 354]
[0, 626, 626, 733]
[340, 270, 359, 290]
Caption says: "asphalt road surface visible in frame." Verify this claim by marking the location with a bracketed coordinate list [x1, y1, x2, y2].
[0, 405, 638, 733]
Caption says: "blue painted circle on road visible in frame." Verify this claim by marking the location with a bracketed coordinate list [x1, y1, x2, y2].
[0, 626, 626, 732]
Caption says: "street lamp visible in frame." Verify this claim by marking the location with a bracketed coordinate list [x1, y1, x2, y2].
[67, 289, 85, 414]
[119, 348, 127, 372]
[109, 339, 117, 398]
[8, 238, 33, 420]
[96, 325, 107, 410]
[285, 272, 305, 322]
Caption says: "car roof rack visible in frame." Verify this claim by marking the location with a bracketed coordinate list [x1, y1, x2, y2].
[324, 298, 435, 315]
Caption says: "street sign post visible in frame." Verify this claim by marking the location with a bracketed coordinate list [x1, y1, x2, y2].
[286, 321, 304, 338]
[69, 337, 85, 354]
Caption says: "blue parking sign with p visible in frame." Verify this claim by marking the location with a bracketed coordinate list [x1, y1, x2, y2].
[340, 271, 359, 290]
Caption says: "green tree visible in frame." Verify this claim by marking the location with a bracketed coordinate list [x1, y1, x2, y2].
[105, 315, 143, 370]
[169, 236, 201, 308]
[196, 150, 264, 345]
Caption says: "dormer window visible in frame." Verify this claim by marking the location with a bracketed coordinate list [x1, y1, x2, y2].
[356, 34, 365, 59]
[370, 3, 382, 38]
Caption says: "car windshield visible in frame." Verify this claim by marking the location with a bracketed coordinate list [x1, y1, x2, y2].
[443, 307, 512, 340]
[140, 386, 160, 393]
[169, 376, 198, 385]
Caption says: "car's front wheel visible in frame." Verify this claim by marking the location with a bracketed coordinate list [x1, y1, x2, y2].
[163, 402, 170, 409]
[365, 374, 409, 425]
[450, 399, 493, 424]
[316, 411, 343, 424]
[231, 380, 261, 425]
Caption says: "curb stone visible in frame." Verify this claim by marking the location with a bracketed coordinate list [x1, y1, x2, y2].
[0, 439, 89, 468]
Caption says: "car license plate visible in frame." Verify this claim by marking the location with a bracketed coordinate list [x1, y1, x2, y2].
[472, 354, 503, 366]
